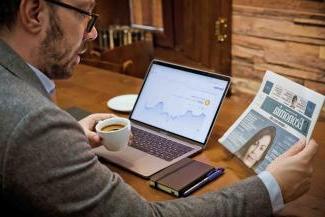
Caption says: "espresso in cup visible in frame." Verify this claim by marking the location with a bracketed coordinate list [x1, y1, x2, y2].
[101, 124, 125, 132]
[95, 117, 131, 151]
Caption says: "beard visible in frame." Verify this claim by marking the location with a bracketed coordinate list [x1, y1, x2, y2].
[38, 10, 86, 79]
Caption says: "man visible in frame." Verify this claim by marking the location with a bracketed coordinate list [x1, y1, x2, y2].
[290, 95, 298, 109]
[0, 0, 318, 216]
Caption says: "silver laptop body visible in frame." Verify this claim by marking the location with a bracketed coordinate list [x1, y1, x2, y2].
[93, 59, 231, 178]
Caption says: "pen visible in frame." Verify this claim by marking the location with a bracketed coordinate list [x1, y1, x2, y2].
[182, 168, 224, 197]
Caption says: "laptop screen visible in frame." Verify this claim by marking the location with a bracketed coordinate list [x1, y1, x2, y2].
[130, 60, 230, 144]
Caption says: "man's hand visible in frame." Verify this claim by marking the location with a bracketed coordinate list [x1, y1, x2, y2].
[266, 139, 319, 203]
[79, 113, 116, 148]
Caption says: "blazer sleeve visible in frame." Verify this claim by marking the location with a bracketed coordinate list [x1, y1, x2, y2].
[2, 106, 272, 217]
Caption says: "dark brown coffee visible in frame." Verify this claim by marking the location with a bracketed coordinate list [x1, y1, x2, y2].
[101, 124, 125, 132]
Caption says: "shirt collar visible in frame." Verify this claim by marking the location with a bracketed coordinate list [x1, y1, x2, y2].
[27, 64, 55, 94]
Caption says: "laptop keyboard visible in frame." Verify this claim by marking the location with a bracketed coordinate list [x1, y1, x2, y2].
[130, 127, 194, 161]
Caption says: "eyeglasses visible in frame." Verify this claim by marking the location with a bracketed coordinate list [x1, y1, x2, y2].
[44, 0, 99, 33]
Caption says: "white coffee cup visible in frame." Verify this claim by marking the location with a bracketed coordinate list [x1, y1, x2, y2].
[95, 117, 131, 151]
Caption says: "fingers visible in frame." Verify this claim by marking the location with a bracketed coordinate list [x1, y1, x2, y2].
[86, 130, 97, 140]
[281, 138, 306, 157]
[298, 139, 319, 161]
[91, 113, 117, 121]
[87, 131, 101, 148]
[79, 113, 119, 148]
[79, 113, 116, 126]
[80, 113, 117, 131]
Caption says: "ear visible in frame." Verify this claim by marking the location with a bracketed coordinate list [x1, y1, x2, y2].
[19, 0, 47, 34]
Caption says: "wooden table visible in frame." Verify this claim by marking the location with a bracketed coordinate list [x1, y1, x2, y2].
[55, 64, 325, 217]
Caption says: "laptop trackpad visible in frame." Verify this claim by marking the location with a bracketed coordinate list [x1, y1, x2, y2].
[92, 146, 170, 177]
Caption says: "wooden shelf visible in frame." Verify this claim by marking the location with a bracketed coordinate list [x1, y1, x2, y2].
[81, 40, 154, 78]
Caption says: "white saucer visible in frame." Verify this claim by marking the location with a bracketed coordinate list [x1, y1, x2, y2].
[107, 94, 138, 112]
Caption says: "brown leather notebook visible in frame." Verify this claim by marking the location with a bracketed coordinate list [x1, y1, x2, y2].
[149, 158, 216, 197]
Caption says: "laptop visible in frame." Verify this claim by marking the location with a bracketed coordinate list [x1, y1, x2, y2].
[93, 59, 231, 178]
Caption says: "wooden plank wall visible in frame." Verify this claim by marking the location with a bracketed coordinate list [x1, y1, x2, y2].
[130, 0, 163, 29]
[232, 0, 325, 117]
[95, 0, 130, 27]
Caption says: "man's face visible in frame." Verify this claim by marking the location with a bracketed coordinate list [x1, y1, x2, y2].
[39, 0, 97, 79]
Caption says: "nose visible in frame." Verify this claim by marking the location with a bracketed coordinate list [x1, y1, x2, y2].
[84, 27, 98, 41]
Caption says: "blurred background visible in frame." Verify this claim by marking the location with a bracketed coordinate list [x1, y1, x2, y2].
[81, 0, 325, 118]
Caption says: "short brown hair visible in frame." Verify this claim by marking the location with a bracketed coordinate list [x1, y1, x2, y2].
[0, 0, 21, 31]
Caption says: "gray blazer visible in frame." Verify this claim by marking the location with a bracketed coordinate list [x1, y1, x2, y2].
[0, 39, 272, 217]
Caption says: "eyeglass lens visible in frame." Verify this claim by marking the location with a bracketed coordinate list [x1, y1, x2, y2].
[87, 16, 98, 33]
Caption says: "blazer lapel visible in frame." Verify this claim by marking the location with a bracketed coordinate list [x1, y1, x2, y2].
[0, 39, 50, 98]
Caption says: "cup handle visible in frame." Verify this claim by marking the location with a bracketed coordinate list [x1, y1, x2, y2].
[95, 120, 105, 125]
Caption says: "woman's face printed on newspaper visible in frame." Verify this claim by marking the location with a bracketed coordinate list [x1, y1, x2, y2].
[243, 135, 272, 167]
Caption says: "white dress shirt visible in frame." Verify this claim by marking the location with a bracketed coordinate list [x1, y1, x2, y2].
[258, 171, 284, 213]
[28, 64, 55, 94]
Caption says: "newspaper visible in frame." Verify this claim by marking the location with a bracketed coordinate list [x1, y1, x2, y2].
[219, 71, 324, 173]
